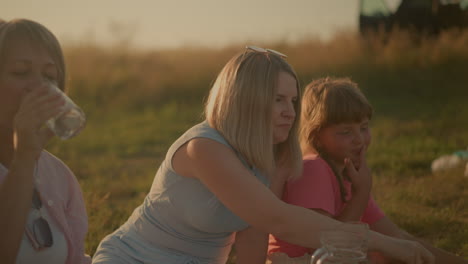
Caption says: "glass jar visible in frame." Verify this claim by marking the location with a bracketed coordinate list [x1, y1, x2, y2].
[312, 222, 369, 264]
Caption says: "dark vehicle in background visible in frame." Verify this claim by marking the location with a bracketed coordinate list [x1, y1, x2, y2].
[359, 0, 468, 35]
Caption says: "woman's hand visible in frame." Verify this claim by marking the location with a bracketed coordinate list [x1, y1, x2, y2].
[13, 83, 64, 159]
[311, 239, 434, 264]
[380, 236, 434, 264]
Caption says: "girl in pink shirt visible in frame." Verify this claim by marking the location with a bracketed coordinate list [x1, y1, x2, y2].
[268, 77, 466, 264]
[0, 19, 90, 264]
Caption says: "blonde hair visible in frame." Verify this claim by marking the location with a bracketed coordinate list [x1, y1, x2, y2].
[0, 19, 66, 92]
[205, 50, 302, 179]
[300, 77, 373, 201]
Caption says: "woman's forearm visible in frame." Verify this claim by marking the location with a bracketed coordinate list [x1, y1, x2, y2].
[0, 152, 36, 264]
[268, 202, 342, 249]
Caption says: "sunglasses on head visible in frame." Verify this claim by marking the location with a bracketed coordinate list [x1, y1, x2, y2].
[25, 188, 53, 250]
[245, 45, 288, 59]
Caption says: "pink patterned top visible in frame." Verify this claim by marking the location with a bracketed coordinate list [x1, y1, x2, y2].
[0, 151, 91, 264]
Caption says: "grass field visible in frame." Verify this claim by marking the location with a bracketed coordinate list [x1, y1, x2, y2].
[47, 30, 468, 260]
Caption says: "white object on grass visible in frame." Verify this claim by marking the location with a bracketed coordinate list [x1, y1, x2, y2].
[431, 154, 462, 173]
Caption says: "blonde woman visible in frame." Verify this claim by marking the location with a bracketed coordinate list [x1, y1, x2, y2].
[93, 48, 433, 264]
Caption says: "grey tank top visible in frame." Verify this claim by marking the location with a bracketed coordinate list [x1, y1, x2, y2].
[122, 121, 269, 263]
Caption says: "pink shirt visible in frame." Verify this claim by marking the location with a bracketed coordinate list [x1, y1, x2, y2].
[268, 154, 385, 258]
[0, 151, 91, 264]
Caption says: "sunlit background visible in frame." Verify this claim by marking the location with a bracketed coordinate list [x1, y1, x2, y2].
[3, 0, 402, 49]
[3, 0, 468, 259]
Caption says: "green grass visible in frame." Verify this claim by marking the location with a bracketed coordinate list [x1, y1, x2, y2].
[46, 30, 468, 260]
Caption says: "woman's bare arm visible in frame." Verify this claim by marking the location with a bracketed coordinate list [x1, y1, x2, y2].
[176, 138, 434, 264]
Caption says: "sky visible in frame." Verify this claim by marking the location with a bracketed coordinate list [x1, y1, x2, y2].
[3, 0, 401, 50]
